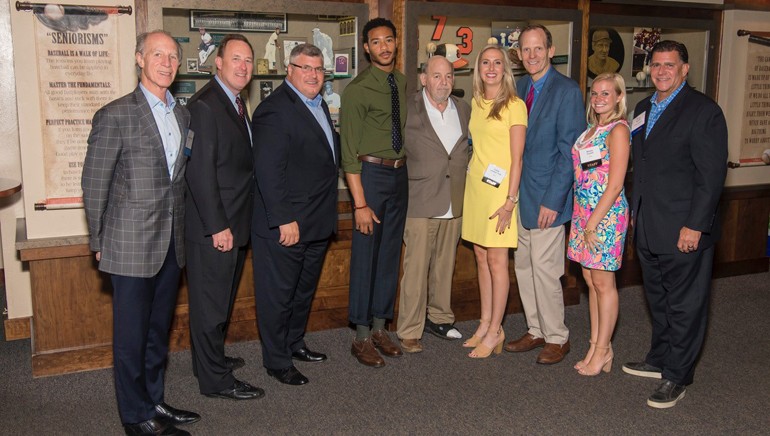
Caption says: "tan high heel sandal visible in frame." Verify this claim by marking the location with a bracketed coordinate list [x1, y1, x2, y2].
[468, 328, 505, 359]
[574, 340, 596, 371]
[577, 344, 613, 376]
[462, 319, 490, 348]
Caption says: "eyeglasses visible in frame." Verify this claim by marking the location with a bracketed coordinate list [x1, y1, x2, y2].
[290, 63, 325, 74]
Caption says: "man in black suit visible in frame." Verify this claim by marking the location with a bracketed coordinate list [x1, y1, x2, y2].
[251, 44, 339, 385]
[83, 30, 199, 436]
[622, 40, 727, 409]
[185, 34, 264, 401]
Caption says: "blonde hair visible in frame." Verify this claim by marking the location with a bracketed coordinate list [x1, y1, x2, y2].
[472, 45, 519, 120]
[587, 73, 627, 126]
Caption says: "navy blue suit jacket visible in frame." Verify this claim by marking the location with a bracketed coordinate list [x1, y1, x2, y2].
[251, 82, 340, 242]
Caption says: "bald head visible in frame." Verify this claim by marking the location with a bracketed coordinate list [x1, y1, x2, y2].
[420, 55, 454, 109]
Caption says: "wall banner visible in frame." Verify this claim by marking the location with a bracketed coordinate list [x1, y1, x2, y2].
[34, 6, 121, 208]
[739, 34, 770, 167]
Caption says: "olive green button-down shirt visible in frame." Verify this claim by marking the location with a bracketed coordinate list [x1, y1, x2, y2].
[340, 65, 407, 174]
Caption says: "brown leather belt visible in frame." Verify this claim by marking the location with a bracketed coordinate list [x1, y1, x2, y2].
[358, 154, 406, 169]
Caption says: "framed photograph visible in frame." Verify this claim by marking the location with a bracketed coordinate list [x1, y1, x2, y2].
[333, 49, 350, 76]
[256, 58, 269, 75]
[260, 81, 273, 100]
[280, 37, 306, 71]
[190, 10, 287, 33]
[186, 58, 198, 73]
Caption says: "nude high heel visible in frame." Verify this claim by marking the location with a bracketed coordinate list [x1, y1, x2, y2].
[574, 340, 596, 371]
[577, 344, 613, 376]
[463, 319, 490, 348]
[468, 328, 505, 358]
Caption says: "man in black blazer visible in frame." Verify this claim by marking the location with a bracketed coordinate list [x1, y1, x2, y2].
[185, 34, 264, 401]
[622, 41, 727, 409]
[251, 44, 339, 385]
[83, 30, 199, 436]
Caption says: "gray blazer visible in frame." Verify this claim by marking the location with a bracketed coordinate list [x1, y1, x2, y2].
[404, 91, 471, 218]
[82, 86, 190, 277]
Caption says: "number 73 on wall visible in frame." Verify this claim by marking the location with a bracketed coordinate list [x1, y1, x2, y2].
[431, 15, 473, 55]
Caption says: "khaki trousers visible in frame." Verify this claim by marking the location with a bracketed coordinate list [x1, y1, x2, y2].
[397, 217, 462, 340]
[514, 219, 569, 344]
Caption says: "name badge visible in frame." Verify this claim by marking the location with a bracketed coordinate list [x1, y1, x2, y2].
[579, 146, 602, 170]
[631, 112, 645, 137]
[482, 163, 507, 188]
[184, 129, 195, 156]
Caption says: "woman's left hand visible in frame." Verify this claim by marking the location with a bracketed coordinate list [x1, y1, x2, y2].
[490, 204, 514, 234]
[583, 228, 601, 253]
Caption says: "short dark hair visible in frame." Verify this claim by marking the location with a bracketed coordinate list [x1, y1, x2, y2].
[362, 18, 396, 45]
[518, 24, 553, 49]
[217, 34, 253, 58]
[651, 40, 689, 64]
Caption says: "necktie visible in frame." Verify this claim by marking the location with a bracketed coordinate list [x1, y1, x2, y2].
[387, 73, 403, 154]
[525, 85, 534, 115]
[236, 96, 246, 125]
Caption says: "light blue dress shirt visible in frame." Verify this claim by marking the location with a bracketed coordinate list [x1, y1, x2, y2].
[645, 81, 687, 138]
[139, 83, 181, 178]
[284, 79, 335, 161]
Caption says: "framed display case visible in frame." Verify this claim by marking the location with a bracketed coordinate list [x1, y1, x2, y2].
[404, 1, 583, 102]
[589, 4, 721, 112]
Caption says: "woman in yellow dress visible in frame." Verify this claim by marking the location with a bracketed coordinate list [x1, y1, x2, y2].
[461, 45, 527, 358]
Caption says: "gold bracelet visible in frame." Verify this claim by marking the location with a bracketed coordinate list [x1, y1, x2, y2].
[506, 195, 518, 204]
[584, 228, 597, 235]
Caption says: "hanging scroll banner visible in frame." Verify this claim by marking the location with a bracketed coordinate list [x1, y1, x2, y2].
[739, 33, 770, 167]
[33, 5, 121, 208]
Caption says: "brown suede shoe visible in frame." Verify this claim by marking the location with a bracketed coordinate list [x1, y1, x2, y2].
[536, 341, 571, 364]
[399, 338, 423, 353]
[371, 329, 404, 357]
[504, 333, 546, 353]
[351, 338, 385, 368]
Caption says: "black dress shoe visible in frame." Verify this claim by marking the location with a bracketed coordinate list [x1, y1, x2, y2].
[205, 379, 265, 400]
[292, 347, 327, 363]
[154, 403, 200, 425]
[124, 418, 190, 436]
[267, 365, 309, 385]
[225, 355, 246, 370]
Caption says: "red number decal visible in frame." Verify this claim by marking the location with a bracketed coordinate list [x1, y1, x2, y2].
[431, 15, 447, 41]
[456, 27, 473, 55]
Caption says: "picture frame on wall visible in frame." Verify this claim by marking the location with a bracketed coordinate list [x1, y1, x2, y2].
[334, 53, 349, 76]
[280, 37, 307, 71]
[587, 27, 624, 79]
[186, 58, 198, 73]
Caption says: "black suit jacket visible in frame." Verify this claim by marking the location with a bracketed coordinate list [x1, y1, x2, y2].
[185, 78, 255, 247]
[631, 84, 728, 254]
[251, 82, 340, 242]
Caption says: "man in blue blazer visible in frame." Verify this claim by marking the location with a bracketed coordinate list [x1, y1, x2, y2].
[251, 44, 339, 385]
[505, 24, 585, 365]
[82, 30, 199, 435]
[622, 41, 727, 409]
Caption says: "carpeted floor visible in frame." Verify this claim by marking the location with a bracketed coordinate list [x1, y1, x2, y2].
[1, 271, 768, 435]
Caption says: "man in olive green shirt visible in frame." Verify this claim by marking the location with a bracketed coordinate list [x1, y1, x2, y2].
[342, 18, 407, 368]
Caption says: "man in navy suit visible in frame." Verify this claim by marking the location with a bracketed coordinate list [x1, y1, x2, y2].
[251, 44, 339, 385]
[622, 41, 727, 409]
[185, 34, 264, 401]
[505, 24, 585, 365]
[82, 30, 199, 435]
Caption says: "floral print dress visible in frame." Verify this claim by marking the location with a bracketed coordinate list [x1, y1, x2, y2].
[567, 120, 629, 271]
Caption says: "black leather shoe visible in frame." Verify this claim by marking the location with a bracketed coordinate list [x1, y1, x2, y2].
[154, 403, 200, 425]
[124, 418, 190, 435]
[225, 355, 246, 370]
[205, 379, 265, 400]
[267, 365, 309, 385]
[292, 347, 327, 363]
[647, 379, 687, 409]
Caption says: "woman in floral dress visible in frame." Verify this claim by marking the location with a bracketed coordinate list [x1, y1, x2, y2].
[567, 73, 630, 376]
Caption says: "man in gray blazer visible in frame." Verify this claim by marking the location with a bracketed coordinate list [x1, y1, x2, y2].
[396, 56, 470, 353]
[82, 30, 199, 436]
[505, 24, 585, 365]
